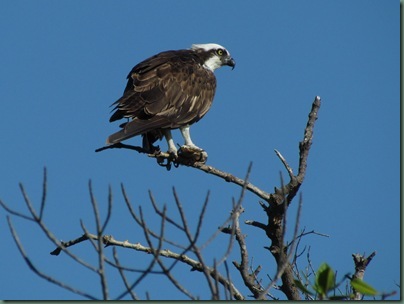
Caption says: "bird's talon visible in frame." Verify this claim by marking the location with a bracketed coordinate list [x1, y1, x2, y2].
[167, 150, 178, 160]
[178, 146, 208, 163]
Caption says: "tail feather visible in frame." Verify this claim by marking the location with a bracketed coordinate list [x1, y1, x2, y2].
[106, 117, 171, 145]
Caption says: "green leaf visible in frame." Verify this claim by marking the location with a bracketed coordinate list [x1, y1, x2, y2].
[315, 263, 335, 295]
[294, 279, 314, 296]
[351, 278, 378, 296]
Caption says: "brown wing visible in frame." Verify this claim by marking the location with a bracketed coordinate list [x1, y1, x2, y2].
[107, 50, 216, 145]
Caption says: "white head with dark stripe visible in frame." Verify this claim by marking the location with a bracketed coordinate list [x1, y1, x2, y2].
[191, 43, 236, 72]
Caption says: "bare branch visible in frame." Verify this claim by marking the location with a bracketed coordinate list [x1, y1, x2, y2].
[0, 198, 35, 222]
[117, 186, 243, 299]
[101, 185, 113, 233]
[50, 233, 90, 256]
[7, 216, 98, 300]
[298, 96, 321, 180]
[95, 142, 148, 154]
[149, 190, 184, 232]
[12, 177, 100, 274]
[112, 247, 139, 300]
[85, 229, 245, 299]
[274, 150, 294, 180]
[232, 205, 263, 298]
[244, 219, 267, 231]
[39, 167, 47, 220]
[19, 183, 41, 221]
[223, 261, 233, 300]
[138, 204, 197, 300]
[114, 242, 160, 300]
[88, 180, 109, 300]
[97, 141, 273, 202]
[171, 189, 216, 298]
[351, 251, 377, 300]
[287, 229, 330, 251]
[121, 184, 186, 250]
[191, 190, 210, 246]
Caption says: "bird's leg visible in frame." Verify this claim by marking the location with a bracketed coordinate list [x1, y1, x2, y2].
[179, 126, 208, 163]
[179, 126, 203, 151]
[142, 133, 160, 154]
[163, 129, 178, 156]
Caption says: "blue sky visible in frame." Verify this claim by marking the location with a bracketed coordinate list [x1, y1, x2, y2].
[0, 0, 399, 300]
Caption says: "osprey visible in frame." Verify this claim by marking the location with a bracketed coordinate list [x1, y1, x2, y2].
[106, 43, 235, 156]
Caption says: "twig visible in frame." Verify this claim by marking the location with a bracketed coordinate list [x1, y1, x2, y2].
[286, 229, 330, 250]
[88, 181, 109, 300]
[172, 189, 216, 298]
[229, 164, 266, 299]
[0, 198, 35, 222]
[10, 179, 100, 273]
[121, 185, 186, 250]
[274, 150, 294, 180]
[101, 185, 113, 233]
[138, 205, 197, 300]
[95, 142, 148, 154]
[7, 216, 98, 300]
[232, 203, 263, 298]
[223, 261, 233, 300]
[39, 167, 47, 220]
[189, 189, 210, 248]
[119, 185, 244, 299]
[114, 234, 160, 301]
[148, 190, 185, 232]
[50, 233, 91, 256]
[112, 247, 139, 300]
[62, 226, 244, 299]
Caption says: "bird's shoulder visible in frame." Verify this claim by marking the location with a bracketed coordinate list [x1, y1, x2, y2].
[123, 49, 214, 92]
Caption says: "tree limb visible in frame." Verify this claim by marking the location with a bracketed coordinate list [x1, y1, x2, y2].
[352, 251, 377, 300]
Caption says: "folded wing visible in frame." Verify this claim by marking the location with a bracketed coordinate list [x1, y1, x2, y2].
[107, 50, 216, 145]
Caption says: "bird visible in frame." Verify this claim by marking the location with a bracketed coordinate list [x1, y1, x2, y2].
[106, 43, 235, 157]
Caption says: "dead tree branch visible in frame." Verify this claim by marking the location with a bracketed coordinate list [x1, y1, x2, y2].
[351, 251, 377, 300]
[88, 180, 109, 300]
[242, 96, 321, 300]
[112, 247, 139, 300]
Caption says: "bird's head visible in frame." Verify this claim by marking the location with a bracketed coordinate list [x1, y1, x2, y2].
[191, 43, 236, 72]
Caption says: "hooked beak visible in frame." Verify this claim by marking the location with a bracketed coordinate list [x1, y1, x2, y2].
[225, 57, 236, 70]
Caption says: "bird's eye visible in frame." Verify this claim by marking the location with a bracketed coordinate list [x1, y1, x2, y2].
[216, 49, 224, 56]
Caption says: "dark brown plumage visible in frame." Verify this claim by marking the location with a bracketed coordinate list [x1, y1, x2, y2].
[106, 43, 235, 155]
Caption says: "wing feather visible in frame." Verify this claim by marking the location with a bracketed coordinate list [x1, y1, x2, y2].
[107, 49, 216, 144]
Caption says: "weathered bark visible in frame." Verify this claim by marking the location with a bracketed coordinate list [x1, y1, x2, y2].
[352, 251, 376, 300]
